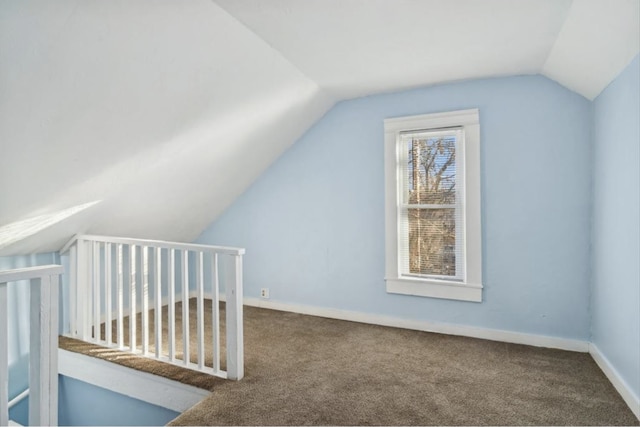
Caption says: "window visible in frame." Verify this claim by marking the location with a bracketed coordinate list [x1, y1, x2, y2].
[384, 109, 482, 302]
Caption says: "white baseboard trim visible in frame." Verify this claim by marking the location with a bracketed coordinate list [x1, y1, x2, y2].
[59, 349, 209, 412]
[589, 343, 640, 420]
[190, 290, 217, 300]
[81, 291, 587, 353]
[242, 297, 590, 352]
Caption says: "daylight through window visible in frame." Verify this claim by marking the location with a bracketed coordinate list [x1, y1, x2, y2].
[399, 128, 464, 281]
[384, 109, 482, 302]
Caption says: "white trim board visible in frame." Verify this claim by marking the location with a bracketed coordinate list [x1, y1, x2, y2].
[89, 292, 588, 352]
[242, 297, 590, 352]
[589, 344, 640, 420]
[58, 349, 209, 413]
[383, 109, 483, 303]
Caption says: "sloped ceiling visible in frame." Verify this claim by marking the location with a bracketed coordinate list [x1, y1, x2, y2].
[215, 0, 574, 99]
[542, 0, 640, 99]
[0, 0, 333, 255]
[214, 0, 639, 100]
[0, 0, 638, 255]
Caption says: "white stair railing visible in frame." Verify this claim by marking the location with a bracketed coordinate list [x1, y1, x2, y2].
[0, 264, 63, 426]
[60, 235, 245, 380]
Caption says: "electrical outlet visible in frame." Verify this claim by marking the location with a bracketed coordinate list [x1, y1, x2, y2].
[260, 288, 270, 299]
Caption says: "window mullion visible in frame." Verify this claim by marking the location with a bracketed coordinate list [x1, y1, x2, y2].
[400, 204, 456, 210]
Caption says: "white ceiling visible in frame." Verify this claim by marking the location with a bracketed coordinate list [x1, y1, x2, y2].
[215, 0, 639, 100]
[543, 0, 640, 99]
[0, 0, 638, 254]
[0, 0, 332, 254]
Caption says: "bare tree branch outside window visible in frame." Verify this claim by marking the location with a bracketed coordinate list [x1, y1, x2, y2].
[406, 134, 456, 276]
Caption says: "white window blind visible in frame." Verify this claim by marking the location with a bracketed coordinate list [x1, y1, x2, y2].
[384, 108, 482, 302]
[398, 128, 465, 282]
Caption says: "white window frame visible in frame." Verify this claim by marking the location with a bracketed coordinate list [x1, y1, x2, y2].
[384, 109, 483, 302]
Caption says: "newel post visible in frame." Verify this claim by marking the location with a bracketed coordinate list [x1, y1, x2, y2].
[75, 238, 91, 340]
[29, 273, 59, 426]
[225, 254, 244, 380]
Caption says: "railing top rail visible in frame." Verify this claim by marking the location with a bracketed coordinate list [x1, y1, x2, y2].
[60, 234, 245, 256]
[59, 233, 81, 254]
[0, 264, 64, 284]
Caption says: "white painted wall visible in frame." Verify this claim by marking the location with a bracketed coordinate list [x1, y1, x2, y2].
[0, 0, 333, 255]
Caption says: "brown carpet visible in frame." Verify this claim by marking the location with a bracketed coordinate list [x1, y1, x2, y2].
[60, 299, 228, 390]
[60, 300, 639, 426]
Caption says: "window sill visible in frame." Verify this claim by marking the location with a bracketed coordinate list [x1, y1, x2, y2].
[386, 277, 483, 302]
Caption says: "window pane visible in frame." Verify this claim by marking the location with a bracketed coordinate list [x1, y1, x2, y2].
[406, 134, 456, 205]
[407, 208, 456, 277]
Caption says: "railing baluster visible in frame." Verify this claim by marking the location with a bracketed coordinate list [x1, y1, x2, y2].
[83, 242, 89, 340]
[168, 249, 176, 362]
[105, 243, 112, 345]
[117, 244, 124, 349]
[196, 252, 205, 370]
[212, 253, 220, 373]
[85, 241, 92, 341]
[155, 247, 162, 359]
[130, 245, 137, 352]
[69, 244, 77, 336]
[93, 241, 101, 342]
[182, 250, 190, 366]
[60, 234, 245, 380]
[0, 283, 8, 427]
[142, 246, 150, 355]
[78, 239, 90, 341]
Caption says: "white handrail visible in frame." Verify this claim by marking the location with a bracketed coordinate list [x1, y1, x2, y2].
[1, 264, 63, 427]
[7, 389, 28, 410]
[0, 265, 63, 284]
[60, 234, 245, 256]
[63, 235, 244, 381]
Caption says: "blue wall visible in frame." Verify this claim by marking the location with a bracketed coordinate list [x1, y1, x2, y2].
[197, 74, 593, 340]
[58, 376, 178, 426]
[591, 55, 640, 399]
[8, 375, 179, 426]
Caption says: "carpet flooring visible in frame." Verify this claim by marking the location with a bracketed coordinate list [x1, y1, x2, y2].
[59, 300, 639, 426]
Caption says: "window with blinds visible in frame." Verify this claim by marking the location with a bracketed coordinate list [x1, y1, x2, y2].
[384, 109, 482, 302]
[398, 128, 465, 282]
